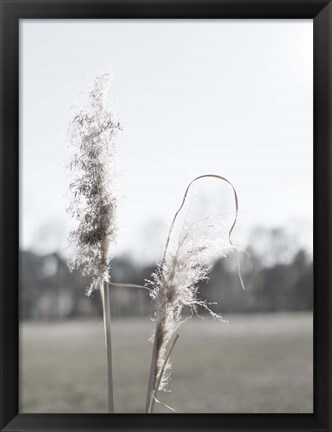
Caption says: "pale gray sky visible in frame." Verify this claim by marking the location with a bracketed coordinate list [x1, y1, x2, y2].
[20, 20, 313, 262]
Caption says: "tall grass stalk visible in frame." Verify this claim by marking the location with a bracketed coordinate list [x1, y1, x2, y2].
[67, 73, 120, 413]
[145, 174, 244, 413]
[100, 280, 114, 412]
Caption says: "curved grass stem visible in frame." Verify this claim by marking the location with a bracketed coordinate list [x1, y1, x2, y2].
[146, 174, 244, 414]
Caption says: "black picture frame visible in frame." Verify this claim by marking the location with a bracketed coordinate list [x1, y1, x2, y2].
[0, 1, 330, 431]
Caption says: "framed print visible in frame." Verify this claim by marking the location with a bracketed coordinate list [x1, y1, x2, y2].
[0, 1, 331, 431]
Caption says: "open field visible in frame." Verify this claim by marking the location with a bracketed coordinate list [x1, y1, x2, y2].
[20, 313, 313, 413]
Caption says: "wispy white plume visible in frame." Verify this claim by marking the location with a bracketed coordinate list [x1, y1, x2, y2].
[67, 73, 121, 295]
[146, 174, 244, 413]
[67, 72, 122, 413]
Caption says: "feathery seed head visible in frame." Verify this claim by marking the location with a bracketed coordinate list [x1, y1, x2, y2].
[147, 216, 229, 392]
[147, 176, 240, 396]
[67, 73, 121, 295]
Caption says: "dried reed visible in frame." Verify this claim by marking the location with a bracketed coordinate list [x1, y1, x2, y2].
[145, 174, 244, 413]
[67, 73, 120, 413]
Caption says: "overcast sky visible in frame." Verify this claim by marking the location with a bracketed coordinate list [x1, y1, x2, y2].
[20, 19, 313, 262]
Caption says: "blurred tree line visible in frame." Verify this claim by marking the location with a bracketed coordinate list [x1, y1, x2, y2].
[20, 227, 313, 320]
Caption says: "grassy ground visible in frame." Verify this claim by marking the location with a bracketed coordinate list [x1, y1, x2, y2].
[20, 313, 313, 413]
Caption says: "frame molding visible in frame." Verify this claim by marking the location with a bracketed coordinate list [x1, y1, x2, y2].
[1, 1, 331, 431]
